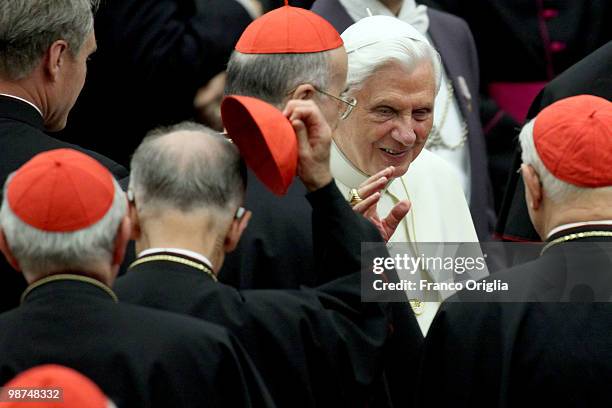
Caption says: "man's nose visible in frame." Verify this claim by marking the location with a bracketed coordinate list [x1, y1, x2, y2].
[390, 121, 417, 146]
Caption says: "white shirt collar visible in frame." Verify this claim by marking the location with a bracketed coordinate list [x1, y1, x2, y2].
[330, 140, 369, 188]
[547, 220, 612, 239]
[330, 139, 400, 194]
[338, 0, 429, 34]
[138, 248, 214, 270]
[0, 93, 43, 117]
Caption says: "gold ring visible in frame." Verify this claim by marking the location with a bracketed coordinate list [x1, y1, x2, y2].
[348, 188, 363, 207]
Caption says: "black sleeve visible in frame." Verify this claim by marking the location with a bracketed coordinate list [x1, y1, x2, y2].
[306, 180, 383, 285]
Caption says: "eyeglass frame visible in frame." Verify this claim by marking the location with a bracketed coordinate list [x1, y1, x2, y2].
[313, 87, 357, 120]
[287, 85, 357, 120]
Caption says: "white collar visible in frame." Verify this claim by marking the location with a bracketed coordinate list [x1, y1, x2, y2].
[330, 140, 369, 188]
[330, 139, 403, 195]
[547, 220, 612, 239]
[138, 248, 214, 270]
[0, 93, 43, 117]
[337, 0, 429, 35]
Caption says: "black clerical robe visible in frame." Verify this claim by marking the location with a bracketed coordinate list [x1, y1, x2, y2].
[417, 226, 612, 407]
[0, 275, 274, 408]
[115, 182, 409, 407]
[0, 95, 128, 314]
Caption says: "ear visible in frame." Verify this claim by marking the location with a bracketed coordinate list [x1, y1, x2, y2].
[290, 84, 316, 101]
[223, 210, 251, 253]
[44, 40, 69, 81]
[521, 164, 543, 210]
[128, 201, 141, 241]
[0, 228, 21, 272]
[111, 215, 132, 269]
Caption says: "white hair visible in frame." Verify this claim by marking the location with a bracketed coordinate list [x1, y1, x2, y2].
[519, 119, 612, 202]
[225, 50, 333, 109]
[0, 177, 127, 276]
[343, 35, 442, 96]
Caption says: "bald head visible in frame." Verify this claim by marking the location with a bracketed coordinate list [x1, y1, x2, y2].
[129, 122, 245, 216]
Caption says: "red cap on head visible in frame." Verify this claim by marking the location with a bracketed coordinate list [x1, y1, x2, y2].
[7, 149, 115, 232]
[221, 95, 298, 195]
[235, 5, 342, 54]
[0, 364, 108, 408]
[533, 95, 612, 188]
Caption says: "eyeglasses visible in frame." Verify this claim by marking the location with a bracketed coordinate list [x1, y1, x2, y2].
[313, 87, 357, 120]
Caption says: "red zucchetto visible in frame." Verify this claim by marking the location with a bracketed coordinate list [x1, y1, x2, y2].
[533, 94, 612, 187]
[235, 4, 342, 54]
[0, 364, 109, 408]
[221, 95, 298, 195]
[7, 148, 115, 232]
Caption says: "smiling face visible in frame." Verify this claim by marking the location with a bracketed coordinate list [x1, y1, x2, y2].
[334, 60, 435, 178]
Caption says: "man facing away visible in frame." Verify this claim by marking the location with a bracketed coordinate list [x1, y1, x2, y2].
[114, 102, 398, 407]
[0, 149, 273, 408]
[419, 95, 612, 407]
[0, 0, 127, 313]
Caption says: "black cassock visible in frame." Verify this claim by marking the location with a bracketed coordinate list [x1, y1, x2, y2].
[0, 96, 128, 314]
[115, 182, 414, 407]
[0, 276, 274, 408]
[417, 226, 612, 407]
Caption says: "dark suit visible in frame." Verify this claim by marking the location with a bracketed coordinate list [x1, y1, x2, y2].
[0, 95, 128, 314]
[496, 41, 612, 242]
[310, 0, 494, 241]
[418, 226, 612, 407]
[0, 276, 274, 407]
[116, 182, 421, 408]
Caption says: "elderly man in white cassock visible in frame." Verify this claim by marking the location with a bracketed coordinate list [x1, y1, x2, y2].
[331, 16, 481, 333]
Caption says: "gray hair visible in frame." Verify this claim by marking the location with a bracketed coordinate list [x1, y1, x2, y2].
[344, 37, 442, 96]
[0, 0, 99, 80]
[129, 122, 245, 216]
[519, 119, 612, 202]
[225, 50, 332, 108]
[0, 177, 127, 276]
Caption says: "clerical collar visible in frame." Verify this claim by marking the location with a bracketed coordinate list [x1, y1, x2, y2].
[132, 248, 217, 282]
[21, 274, 118, 304]
[0, 93, 43, 117]
[138, 248, 213, 270]
[546, 220, 612, 240]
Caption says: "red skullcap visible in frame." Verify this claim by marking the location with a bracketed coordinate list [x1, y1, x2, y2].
[0, 364, 108, 408]
[534, 94, 612, 188]
[235, 4, 342, 54]
[221, 95, 298, 195]
[7, 149, 115, 232]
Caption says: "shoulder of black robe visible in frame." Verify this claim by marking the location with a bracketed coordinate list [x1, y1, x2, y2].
[495, 41, 612, 242]
[418, 233, 612, 407]
[0, 96, 128, 313]
[0, 279, 275, 407]
[57, 0, 252, 165]
[219, 171, 316, 288]
[116, 253, 392, 407]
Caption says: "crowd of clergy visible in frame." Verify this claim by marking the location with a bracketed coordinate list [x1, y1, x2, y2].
[0, 0, 611, 406]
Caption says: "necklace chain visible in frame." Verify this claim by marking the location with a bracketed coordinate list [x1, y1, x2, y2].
[426, 81, 468, 151]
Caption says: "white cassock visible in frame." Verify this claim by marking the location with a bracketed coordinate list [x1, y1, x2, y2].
[330, 141, 480, 334]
